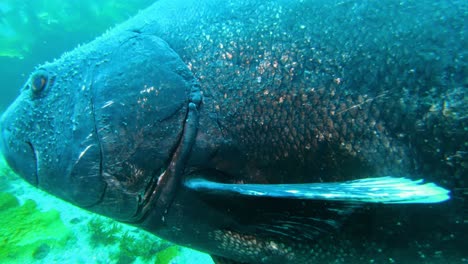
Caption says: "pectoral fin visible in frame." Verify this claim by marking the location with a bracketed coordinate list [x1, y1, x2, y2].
[185, 176, 450, 204]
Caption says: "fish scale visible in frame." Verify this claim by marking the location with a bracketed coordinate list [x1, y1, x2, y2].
[163, 1, 413, 182]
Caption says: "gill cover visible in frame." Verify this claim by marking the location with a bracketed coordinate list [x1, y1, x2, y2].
[88, 31, 200, 221]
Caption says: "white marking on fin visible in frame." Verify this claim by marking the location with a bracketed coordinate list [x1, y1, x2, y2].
[101, 100, 114, 109]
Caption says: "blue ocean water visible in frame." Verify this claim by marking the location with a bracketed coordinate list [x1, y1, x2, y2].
[0, 0, 466, 263]
[0, 0, 156, 112]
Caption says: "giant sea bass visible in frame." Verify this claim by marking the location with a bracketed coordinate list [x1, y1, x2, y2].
[1, 0, 466, 263]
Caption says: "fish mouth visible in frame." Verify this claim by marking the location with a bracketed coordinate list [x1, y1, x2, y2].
[0, 124, 38, 186]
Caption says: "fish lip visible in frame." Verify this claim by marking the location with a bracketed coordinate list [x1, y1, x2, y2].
[0, 112, 38, 186]
[0, 133, 38, 186]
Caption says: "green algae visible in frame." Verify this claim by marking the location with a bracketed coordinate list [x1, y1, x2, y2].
[87, 215, 180, 263]
[0, 155, 16, 192]
[0, 192, 73, 263]
[117, 230, 175, 263]
[87, 216, 123, 246]
[155, 246, 181, 264]
[0, 192, 17, 212]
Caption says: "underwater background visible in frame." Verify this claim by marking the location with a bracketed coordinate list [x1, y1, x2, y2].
[0, 0, 466, 263]
[0, 0, 153, 112]
[0, 0, 213, 263]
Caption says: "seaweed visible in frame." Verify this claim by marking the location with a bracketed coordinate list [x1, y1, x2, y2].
[87, 216, 123, 246]
[0, 192, 73, 263]
[86, 213, 183, 263]
[112, 229, 177, 263]
[0, 155, 17, 192]
[154, 246, 181, 264]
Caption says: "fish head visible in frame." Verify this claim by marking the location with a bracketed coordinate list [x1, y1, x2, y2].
[0, 30, 196, 221]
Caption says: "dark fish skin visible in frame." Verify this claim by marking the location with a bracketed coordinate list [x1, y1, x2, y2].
[160, 0, 467, 186]
[0, 0, 466, 263]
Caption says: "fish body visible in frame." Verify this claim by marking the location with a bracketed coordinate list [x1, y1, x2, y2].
[0, 0, 466, 263]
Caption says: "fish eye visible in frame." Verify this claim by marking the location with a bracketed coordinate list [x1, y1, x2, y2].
[30, 70, 49, 93]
